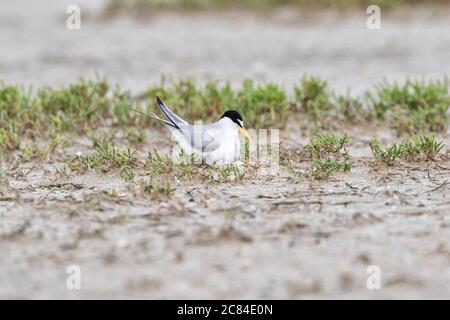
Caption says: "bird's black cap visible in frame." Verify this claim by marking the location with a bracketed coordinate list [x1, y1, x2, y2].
[220, 110, 244, 127]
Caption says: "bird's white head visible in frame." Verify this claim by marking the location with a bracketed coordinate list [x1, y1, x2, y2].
[220, 110, 251, 140]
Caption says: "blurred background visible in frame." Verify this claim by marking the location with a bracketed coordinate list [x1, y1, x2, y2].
[1, 0, 450, 94]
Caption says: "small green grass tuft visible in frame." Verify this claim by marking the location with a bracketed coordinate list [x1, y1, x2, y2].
[139, 178, 174, 199]
[335, 94, 365, 121]
[307, 133, 351, 179]
[294, 75, 332, 118]
[399, 132, 444, 161]
[305, 133, 348, 159]
[369, 136, 403, 166]
[293, 76, 366, 129]
[367, 78, 450, 133]
[282, 133, 352, 180]
[237, 79, 289, 128]
[0, 84, 34, 150]
[370, 132, 444, 166]
[147, 149, 198, 180]
[71, 142, 137, 171]
[217, 164, 244, 182]
[312, 157, 351, 180]
[121, 167, 135, 181]
[147, 150, 174, 175]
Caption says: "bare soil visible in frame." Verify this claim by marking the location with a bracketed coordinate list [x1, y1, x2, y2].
[1, 127, 449, 299]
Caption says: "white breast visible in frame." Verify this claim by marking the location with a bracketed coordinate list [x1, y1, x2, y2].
[204, 118, 241, 165]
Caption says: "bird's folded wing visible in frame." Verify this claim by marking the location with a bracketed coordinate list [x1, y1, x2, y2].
[181, 127, 221, 153]
[202, 133, 221, 152]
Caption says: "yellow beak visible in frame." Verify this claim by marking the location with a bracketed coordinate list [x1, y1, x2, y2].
[239, 127, 251, 140]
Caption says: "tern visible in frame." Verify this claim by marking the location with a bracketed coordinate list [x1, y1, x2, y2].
[133, 97, 251, 165]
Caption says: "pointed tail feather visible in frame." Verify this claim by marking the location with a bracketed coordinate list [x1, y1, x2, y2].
[131, 108, 177, 128]
[156, 96, 188, 128]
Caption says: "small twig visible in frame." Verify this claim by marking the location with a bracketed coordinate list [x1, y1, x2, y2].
[272, 200, 322, 206]
[426, 180, 448, 193]
[345, 182, 369, 192]
[186, 189, 196, 202]
[345, 182, 359, 190]
[257, 194, 281, 199]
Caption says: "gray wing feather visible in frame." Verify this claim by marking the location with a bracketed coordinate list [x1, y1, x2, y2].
[181, 125, 221, 153]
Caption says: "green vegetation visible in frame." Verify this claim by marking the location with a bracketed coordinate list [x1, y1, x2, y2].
[306, 133, 351, 179]
[370, 137, 402, 166]
[146, 78, 288, 128]
[293, 75, 366, 131]
[312, 157, 352, 180]
[367, 79, 450, 133]
[105, 0, 449, 15]
[147, 149, 245, 183]
[66, 145, 247, 189]
[121, 167, 135, 181]
[305, 133, 348, 159]
[1, 75, 447, 199]
[370, 132, 444, 166]
[294, 75, 333, 119]
[217, 164, 244, 181]
[0, 166, 8, 186]
[335, 94, 365, 122]
[0, 77, 448, 166]
[146, 76, 450, 135]
[400, 132, 445, 160]
[147, 149, 198, 180]
[294, 77, 450, 134]
[0, 79, 137, 154]
[139, 178, 174, 199]
[69, 141, 137, 171]
[279, 142, 307, 178]
[282, 133, 352, 180]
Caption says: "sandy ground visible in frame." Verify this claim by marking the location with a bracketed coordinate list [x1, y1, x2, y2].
[1, 1, 450, 299]
[1, 128, 449, 299]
